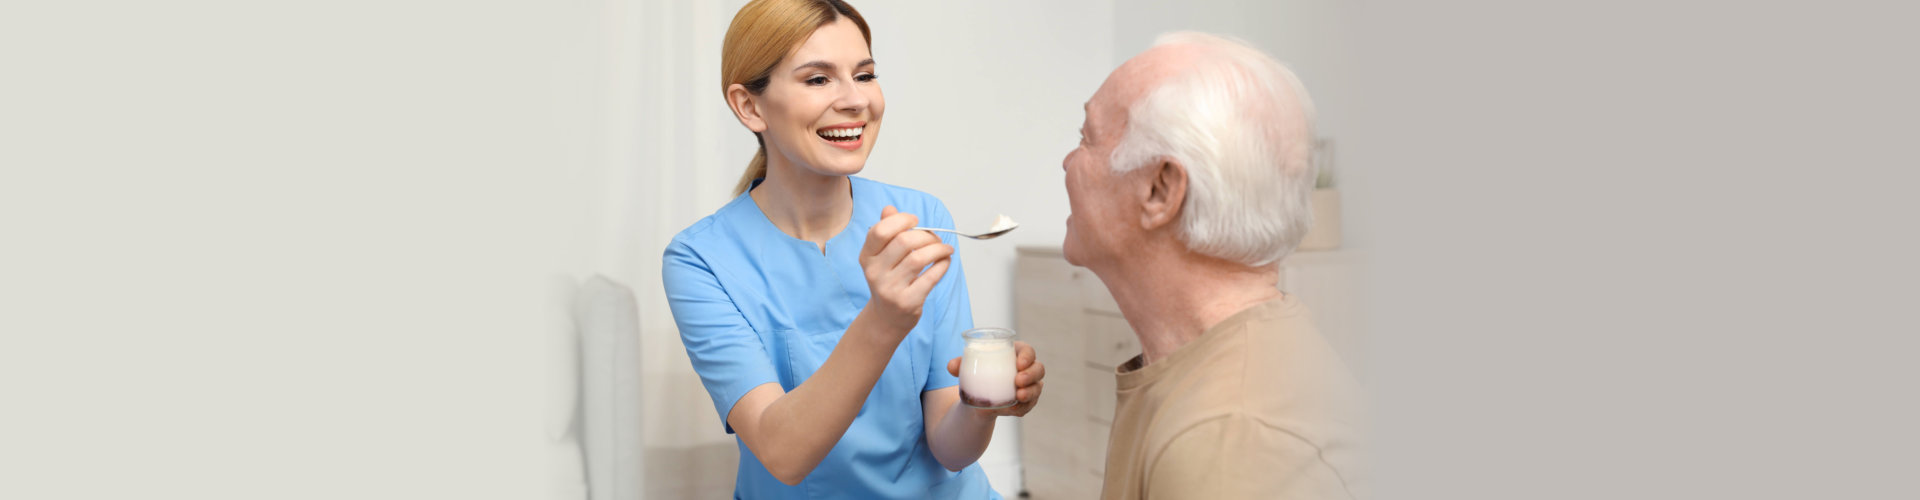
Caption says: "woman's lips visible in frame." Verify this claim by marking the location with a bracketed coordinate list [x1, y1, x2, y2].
[817, 123, 865, 151]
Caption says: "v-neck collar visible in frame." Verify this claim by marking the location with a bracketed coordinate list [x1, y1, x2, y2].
[742, 176, 862, 255]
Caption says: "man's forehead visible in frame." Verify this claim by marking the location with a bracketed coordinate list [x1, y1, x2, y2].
[1083, 95, 1118, 136]
[1095, 45, 1198, 113]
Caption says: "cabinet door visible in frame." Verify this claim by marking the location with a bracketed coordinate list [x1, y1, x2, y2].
[1014, 251, 1096, 498]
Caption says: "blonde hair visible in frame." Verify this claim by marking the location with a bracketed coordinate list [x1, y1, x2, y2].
[721, 0, 872, 196]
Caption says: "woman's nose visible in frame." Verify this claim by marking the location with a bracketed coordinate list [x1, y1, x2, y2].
[834, 82, 869, 113]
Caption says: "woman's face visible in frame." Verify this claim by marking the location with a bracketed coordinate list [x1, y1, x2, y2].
[754, 17, 884, 178]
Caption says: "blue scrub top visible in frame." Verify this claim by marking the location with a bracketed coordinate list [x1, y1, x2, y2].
[662, 176, 1002, 499]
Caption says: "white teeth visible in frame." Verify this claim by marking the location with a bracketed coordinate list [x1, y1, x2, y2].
[819, 126, 863, 139]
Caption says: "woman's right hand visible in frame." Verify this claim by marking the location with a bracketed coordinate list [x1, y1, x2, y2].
[859, 205, 954, 334]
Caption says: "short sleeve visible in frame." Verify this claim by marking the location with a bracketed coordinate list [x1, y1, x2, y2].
[662, 240, 781, 434]
[920, 203, 973, 392]
[1145, 416, 1359, 500]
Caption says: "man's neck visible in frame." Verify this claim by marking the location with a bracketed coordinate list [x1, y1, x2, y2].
[1096, 247, 1281, 366]
[750, 162, 853, 250]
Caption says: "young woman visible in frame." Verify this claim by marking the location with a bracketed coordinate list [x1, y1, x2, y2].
[660, 1, 1046, 498]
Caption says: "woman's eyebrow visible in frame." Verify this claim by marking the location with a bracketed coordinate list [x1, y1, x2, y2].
[790, 59, 876, 74]
[791, 60, 836, 74]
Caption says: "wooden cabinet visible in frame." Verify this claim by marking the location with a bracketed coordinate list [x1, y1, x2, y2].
[1011, 247, 1104, 498]
[1012, 246, 1361, 499]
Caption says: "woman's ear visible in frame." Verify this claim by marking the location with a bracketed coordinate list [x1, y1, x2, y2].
[726, 83, 767, 133]
[1140, 157, 1188, 231]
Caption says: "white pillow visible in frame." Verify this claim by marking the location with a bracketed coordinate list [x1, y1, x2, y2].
[548, 275, 586, 500]
[548, 275, 581, 442]
[574, 275, 645, 500]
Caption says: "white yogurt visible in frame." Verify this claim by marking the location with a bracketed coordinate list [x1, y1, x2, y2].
[959, 339, 1017, 408]
[990, 214, 1018, 232]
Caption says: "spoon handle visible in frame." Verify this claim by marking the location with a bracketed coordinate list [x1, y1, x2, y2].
[911, 226, 1014, 240]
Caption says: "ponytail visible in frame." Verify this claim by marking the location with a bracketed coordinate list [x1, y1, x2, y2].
[732, 144, 768, 196]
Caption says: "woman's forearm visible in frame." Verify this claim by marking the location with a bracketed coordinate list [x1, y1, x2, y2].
[927, 390, 998, 471]
[741, 310, 904, 485]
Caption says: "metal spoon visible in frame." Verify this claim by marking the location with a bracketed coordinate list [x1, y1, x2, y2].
[914, 222, 1019, 240]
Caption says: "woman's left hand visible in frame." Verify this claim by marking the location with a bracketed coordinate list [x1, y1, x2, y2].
[947, 341, 1044, 417]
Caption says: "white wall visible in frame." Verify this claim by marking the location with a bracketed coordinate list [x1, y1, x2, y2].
[1113, 0, 1354, 140]
[4, 1, 593, 498]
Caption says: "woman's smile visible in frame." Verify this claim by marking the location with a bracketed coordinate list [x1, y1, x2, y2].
[817, 121, 866, 151]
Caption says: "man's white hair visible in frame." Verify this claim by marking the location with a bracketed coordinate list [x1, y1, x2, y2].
[1109, 31, 1318, 267]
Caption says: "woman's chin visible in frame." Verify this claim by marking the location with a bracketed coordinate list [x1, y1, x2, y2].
[807, 154, 870, 177]
[796, 162, 864, 179]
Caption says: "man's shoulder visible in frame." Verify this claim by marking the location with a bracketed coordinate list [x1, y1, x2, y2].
[1151, 411, 1322, 458]
[1121, 297, 1367, 498]
[1146, 412, 1364, 500]
[1142, 298, 1363, 455]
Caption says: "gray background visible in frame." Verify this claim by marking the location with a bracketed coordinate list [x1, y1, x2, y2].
[1351, 1, 1920, 497]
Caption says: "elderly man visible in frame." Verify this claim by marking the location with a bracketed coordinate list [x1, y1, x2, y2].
[1061, 32, 1364, 499]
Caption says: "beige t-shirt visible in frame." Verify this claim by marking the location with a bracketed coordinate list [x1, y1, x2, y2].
[1099, 296, 1365, 500]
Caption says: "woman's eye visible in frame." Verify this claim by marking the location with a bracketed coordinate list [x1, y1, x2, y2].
[855, 73, 877, 83]
[806, 76, 829, 85]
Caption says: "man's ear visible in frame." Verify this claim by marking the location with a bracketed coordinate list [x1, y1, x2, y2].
[726, 83, 767, 133]
[1140, 157, 1187, 231]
